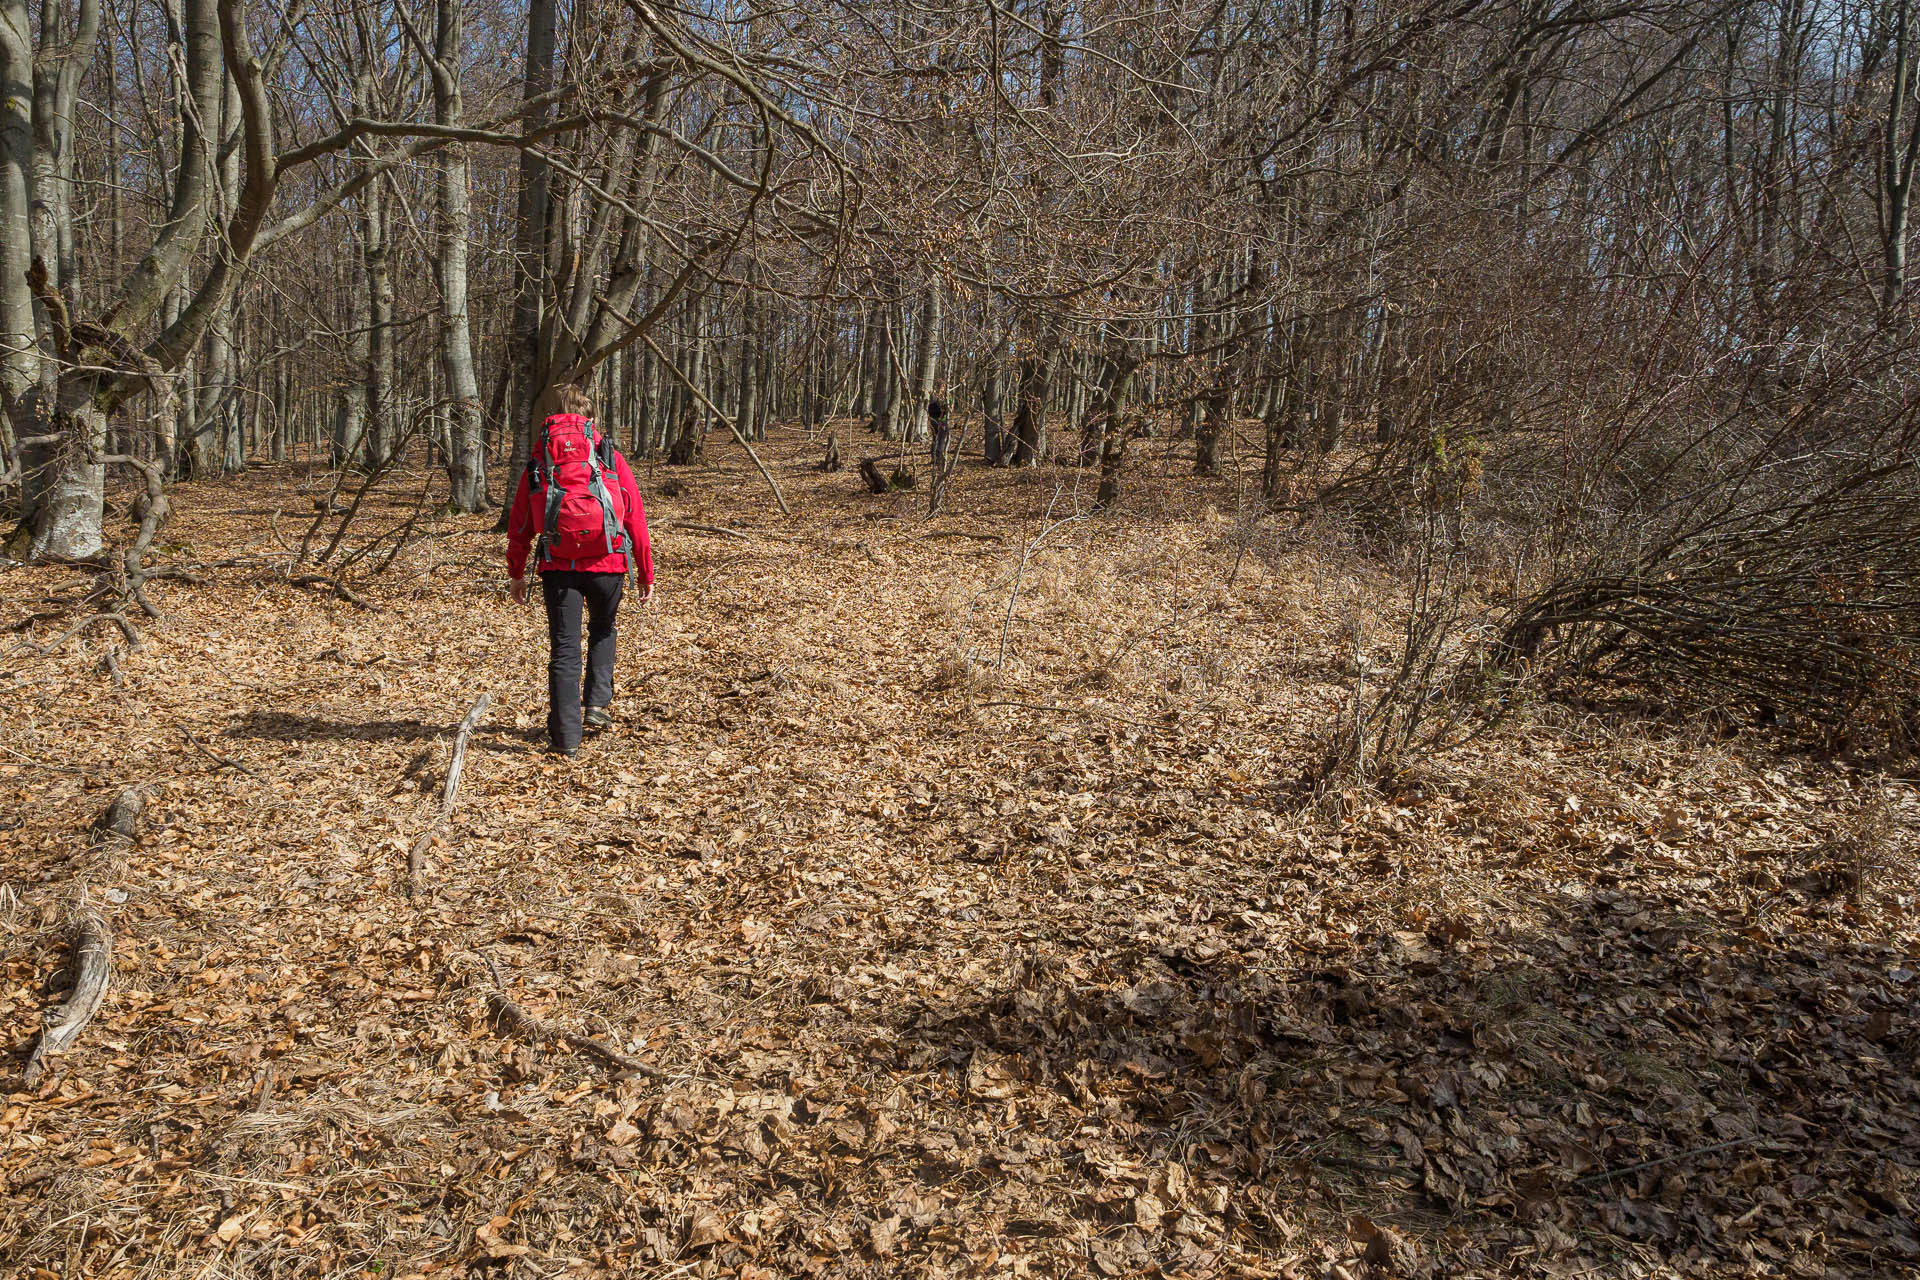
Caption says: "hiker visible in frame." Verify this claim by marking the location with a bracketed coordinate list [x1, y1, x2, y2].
[506, 385, 654, 757]
[927, 396, 950, 470]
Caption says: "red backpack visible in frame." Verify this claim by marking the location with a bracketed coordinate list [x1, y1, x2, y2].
[529, 415, 629, 565]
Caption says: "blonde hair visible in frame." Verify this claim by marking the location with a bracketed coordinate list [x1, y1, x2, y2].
[538, 383, 595, 420]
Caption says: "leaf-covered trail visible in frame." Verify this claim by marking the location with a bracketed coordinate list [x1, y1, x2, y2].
[3, 437, 1917, 1279]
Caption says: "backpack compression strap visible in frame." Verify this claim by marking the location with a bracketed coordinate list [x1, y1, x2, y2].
[581, 422, 626, 557]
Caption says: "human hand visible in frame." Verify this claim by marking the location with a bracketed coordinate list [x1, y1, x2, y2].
[635, 582, 654, 606]
[509, 577, 528, 606]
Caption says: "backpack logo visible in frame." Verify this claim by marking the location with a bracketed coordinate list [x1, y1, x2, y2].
[531, 416, 627, 565]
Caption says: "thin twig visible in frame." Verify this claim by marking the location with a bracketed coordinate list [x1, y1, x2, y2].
[661, 522, 751, 542]
[484, 990, 662, 1078]
[998, 491, 1088, 669]
[976, 700, 1161, 730]
[181, 730, 263, 780]
[1573, 1137, 1759, 1187]
[288, 574, 377, 610]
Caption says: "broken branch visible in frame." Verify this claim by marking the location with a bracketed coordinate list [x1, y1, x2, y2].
[485, 989, 661, 1078]
[408, 693, 491, 896]
[23, 911, 114, 1088]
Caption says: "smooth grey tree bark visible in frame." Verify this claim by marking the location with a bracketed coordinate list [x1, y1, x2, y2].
[907, 282, 941, 446]
[363, 171, 396, 467]
[424, 0, 485, 509]
[334, 254, 371, 467]
[496, 0, 557, 527]
[1882, 0, 1920, 311]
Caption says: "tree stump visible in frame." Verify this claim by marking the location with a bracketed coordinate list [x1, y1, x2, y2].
[858, 457, 891, 494]
[92, 788, 146, 841]
[819, 435, 842, 473]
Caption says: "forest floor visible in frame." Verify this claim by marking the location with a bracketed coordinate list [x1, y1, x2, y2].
[2, 429, 1918, 1280]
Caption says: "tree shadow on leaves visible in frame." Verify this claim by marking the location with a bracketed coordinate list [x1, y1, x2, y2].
[229, 709, 550, 755]
[890, 892, 1919, 1277]
[227, 710, 447, 742]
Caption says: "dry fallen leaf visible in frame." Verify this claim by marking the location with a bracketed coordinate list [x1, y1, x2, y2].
[685, 1208, 731, 1250]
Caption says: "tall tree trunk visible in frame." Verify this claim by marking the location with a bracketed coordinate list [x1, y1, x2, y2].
[7, 0, 104, 557]
[188, 303, 232, 477]
[0, 0, 39, 456]
[851, 307, 876, 420]
[1011, 329, 1051, 467]
[363, 171, 395, 467]
[873, 302, 900, 438]
[1194, 374, 1230, 476]
[907, 283, 941, 445]
[736, 280, 761, 443]
[496, 0, 557, 527]
[335, 252, 370, 467]
[1093, 347, 1143, 510]
[434, 0, 485, 510]
[982, 327, 1011, 464]
[1882, 0, 1919, 312]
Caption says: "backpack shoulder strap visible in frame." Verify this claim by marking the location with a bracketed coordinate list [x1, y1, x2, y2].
[537, 421, 565, 552]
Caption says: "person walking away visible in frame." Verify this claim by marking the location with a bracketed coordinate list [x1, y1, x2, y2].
[927, 396, 951, 470]
[506, 385, 654, 756]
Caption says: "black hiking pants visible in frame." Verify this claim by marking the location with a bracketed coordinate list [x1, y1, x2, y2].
[541, 569, 624, 752]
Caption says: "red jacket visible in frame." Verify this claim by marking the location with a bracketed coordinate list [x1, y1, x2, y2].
[506, 416, 654, 583]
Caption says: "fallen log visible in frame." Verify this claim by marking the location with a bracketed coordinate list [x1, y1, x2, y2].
[24, 911, 113, 1087]
[408, 693, 491, 896]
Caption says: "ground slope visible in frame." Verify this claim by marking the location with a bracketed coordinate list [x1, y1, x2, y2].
[2, 433, 1916, 1279]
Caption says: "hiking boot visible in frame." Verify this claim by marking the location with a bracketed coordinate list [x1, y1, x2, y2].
[584, 706, 613, 731]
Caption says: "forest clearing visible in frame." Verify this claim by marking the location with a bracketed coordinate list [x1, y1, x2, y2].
[3, 435, 1916, 1278]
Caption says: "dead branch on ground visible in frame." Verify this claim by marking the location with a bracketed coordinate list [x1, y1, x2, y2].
[23, 910, 113, 1088]
[408, 693, 491, 896]
[485, 990, 661, 1078]
[288, 573, 378, 610]
[182, 729, 263, 779]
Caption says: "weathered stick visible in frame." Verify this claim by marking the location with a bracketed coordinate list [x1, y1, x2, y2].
[662, 522, 751, 542]
[182, 729, 263, 780]
[12, 609, 144, 657]
[289, 573, 377, 610]
[923, 530, 1005, 544]
[408, 693, 491, 895]
[1573, 1137, 1758, 1188]
[24, 912, 113, 1087]
[486, 990, 661, 1078]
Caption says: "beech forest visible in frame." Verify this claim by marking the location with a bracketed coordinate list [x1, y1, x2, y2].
[3, 0, 1919, 1276]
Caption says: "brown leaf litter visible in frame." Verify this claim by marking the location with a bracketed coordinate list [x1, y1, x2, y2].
[2, 435, 1917, 1278]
